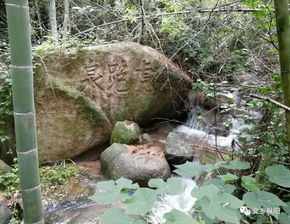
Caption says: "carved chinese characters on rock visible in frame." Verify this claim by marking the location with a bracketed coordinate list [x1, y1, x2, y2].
[78, 57, 129, 100]
[135, 59, 155, 93]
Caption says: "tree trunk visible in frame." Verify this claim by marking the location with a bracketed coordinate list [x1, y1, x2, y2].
[274, 0, 290, 156]
[49, 0, 58, 39]
[5, 1, 44, 223]
[63, 0, 70, 38]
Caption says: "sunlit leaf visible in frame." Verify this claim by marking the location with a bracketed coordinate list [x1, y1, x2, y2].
[125, 188, 157, 215]
[164, 209, 200, 224]
[148, 177, 182, 195]
[265, 165, 290, 187]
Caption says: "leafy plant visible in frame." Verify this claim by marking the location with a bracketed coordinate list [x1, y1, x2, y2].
[0, 160, 78, 198]
[90, 160, 290, 224]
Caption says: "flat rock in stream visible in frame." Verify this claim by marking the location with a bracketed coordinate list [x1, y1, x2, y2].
[165, 132, 195, 165]
[101, 143, 171, 185]
[27, 42, 191, 161]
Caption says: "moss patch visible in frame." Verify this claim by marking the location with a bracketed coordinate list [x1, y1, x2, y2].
[50, 77, 109, 125]
[110, 120, 141, 145]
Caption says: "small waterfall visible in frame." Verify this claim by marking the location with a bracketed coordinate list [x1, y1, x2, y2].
[149, 91, 261, 223]
[148, 178, 197, 224]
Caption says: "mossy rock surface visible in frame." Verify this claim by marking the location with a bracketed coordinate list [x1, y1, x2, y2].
[32, 42, 191, 161]
[110, 120, 141, 145]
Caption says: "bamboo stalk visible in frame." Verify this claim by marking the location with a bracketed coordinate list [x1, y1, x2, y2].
[5, 0, 44, 223]
[273, 0, 290, 156]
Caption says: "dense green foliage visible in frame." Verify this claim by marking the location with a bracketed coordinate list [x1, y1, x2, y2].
[0, 160, 77, 199]
[91, 161, 290, 224]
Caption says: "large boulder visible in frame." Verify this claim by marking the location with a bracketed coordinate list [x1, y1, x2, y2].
[33, 42, 191, 161]
[101, 143, 171, 185]
[110, 120, 141, 144]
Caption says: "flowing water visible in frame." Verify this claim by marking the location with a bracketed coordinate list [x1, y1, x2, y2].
[176, 106, 244, 150]
[149, 93, 261, 223]
[148, 178, 197, 224]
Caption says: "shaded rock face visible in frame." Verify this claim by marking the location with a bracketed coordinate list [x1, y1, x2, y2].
[0, 197, 11, 224]
[34, 42, 191, 161]
[110, 120, 141, 145]
[165, 132, 194, 165]
[101, 143, 171, 185]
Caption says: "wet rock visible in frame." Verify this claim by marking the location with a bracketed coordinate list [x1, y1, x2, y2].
[0, 196, 12, 224]
[0, 160, 12, 173]
[110, 120, 141, 144]
[24, 42, 191, 161]
[140, 133, 153, 145]
[101, 143, 171, 185]
[187, 89, 231, 110]
[165, 132, 194, 165]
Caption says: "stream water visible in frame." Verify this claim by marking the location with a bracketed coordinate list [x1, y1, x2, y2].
[149, 93, 262, 223]
[176, 105, 243, 150]
[43, 92, 260, 224]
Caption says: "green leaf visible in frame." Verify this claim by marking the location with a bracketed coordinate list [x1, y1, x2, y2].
[241, 176, 261, 192]
[278, 212, 290, 224]
[265, 165, 290, 187]
[174, 162, 215, 178]
[203, 178, 235, 193]
[191, 184, 220, 201]
[125, 188, 157, 215]
[283, 202, 290, 215]
[90, 178, 139, 204]
[218, 173, 238, 182]
[214, 205, 240, 224]
[213, 192, 243, 209]
[99, 208, 134, 224]
[133, 220, 147, 224]
[219, 160, 250, 170]
[148, 177, 182, 195]
[243, 191, 287, 211]
[164, 209, 200, 224]
[196, 194, 241, 224]
[199, 197, 216, 220]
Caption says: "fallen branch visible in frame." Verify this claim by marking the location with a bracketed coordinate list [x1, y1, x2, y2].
[250, 94, 290, 112]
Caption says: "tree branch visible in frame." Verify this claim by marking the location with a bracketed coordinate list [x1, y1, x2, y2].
[250, 94, 290, 112]
[76, 7, 273, 36]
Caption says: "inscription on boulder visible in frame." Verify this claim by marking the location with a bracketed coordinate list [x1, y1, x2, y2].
[77, 56, 157, 102]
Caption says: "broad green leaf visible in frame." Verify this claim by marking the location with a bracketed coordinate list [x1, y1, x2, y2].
[203, 178, 235, 193]
[218, 173, 238, 182]
[220, 160, 250, 170]
[197, 194, 241, 224]
[265, 165, 290, 187]
[243, 191, 287, 211]
[241, 176, 261, 192]
[174, 162, 215, 178]
[99, 208, 134, 224]
[283, 202, 290, 215]
[191, 184, 220, 201]
[164, 209, 200, 224]
[199, 197, 215, 220]
[148, 177, 182, 195]
[278, 212, 290, 224]
[90, 178, 138, 204]
[125, 188, 157, 215]
[212, 192, 243, 209]
[133, 220, 147, 224]
[214, 205, 240, 224]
